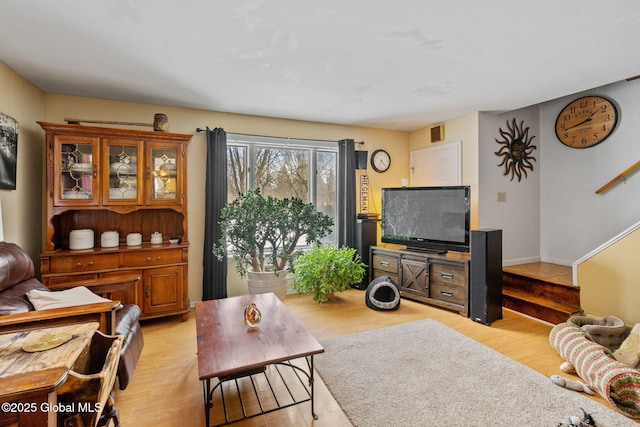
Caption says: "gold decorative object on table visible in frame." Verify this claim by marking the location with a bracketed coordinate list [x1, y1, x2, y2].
[22, 332, 73, 352]
[244, 303, 262, 327]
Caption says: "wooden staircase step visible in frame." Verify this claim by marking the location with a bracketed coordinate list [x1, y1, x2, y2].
[502, 273, 580, 306]
[502, 287, 581, 324]
[501, 263, 581, 324]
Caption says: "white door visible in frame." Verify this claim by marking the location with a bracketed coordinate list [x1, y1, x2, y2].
[410, 141, 461, 186]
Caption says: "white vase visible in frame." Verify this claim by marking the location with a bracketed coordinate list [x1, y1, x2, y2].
[246, 269, 288, 301]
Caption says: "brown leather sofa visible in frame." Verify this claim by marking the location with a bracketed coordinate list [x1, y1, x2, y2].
[0, 241, 143, 390]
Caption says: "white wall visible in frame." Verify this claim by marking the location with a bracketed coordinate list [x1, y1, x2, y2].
[539, 80, 640, 264]
[475, 79, 640, 266]
[478, 108, 541, 265]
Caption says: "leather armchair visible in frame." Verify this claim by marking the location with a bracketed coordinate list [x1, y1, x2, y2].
[0, 241, 143, 390]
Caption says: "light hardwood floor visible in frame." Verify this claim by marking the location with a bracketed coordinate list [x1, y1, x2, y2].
[114, 289, 631, 426]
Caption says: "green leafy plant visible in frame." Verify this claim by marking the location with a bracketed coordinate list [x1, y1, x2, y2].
[213, 188, 334, 277]
[292, 245, 367, 303]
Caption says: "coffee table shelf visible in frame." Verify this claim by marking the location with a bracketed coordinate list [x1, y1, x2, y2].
[205, 359, 314, 426]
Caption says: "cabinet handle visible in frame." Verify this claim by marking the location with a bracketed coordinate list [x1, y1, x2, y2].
[156, 256, 161, 261]
[145, 287, 150, 298]
[440, 272, 454, 280]
[76, 261, 95, 267]
[380, 261, 390, 267]
[146, 167, 151, 178]
[92, 164, 97, 179]
[440, 290, 454, 297]
[146, 257, 152, 262]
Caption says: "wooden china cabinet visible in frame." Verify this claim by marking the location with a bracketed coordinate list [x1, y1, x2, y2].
[38, 122, 192, 321]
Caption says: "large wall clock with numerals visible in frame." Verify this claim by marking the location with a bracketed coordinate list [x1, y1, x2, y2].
[555, 95, 618, 148]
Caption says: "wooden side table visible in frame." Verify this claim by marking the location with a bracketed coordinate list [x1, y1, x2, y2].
[0, 322, 99, 426]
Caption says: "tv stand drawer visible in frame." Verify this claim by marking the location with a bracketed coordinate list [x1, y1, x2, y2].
[372, 270, 399, 285]
[430, 282, 466, 306]
[372, 254, 399, 274]
[430, 262, 465, 287]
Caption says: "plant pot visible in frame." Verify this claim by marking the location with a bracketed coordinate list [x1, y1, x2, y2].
[246, 269, 288, 301]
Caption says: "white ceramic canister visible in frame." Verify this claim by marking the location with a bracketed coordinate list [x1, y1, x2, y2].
[101, 231, 119, 248]
[127, 232, 142, 246]
[150, 231, 163, 245]
[69, 229, 94, 250]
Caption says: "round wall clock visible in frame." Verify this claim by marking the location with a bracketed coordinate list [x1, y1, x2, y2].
[555, 96, 618, 148]
[370, 149, 391, 173]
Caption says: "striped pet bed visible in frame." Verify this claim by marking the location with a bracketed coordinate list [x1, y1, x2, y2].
[550, 322, 640, 418]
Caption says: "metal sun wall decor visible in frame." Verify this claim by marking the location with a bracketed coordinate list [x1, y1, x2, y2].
[0, 112, 18, 190]
[494, 118, 537, 182]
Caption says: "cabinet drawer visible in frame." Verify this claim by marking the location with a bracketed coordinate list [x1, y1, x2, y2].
[122, 249, 184, 267]
[429, 262, 465, 287]
[49, 253, 119, 273]
[372, 254, 399, 274]
[372, 270, 399, 285]
[430, 282, 466, 306]
[47, 273, 98, 286]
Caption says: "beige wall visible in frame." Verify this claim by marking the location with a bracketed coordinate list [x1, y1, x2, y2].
[577, 227, 640, 325]
[0, 63, 45, 263]
[43, 94, 409, 302]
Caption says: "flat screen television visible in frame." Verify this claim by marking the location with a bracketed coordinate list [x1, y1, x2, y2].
[381, 186, 470, 253]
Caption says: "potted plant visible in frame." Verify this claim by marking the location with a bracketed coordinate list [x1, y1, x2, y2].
[214, 188, 333, 299]
[292, 245, 367, 303]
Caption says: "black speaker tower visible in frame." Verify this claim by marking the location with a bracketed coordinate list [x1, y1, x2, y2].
[470, 229, 503, 325]
[353, 218, 378, 289]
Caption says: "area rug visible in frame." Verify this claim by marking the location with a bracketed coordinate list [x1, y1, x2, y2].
[315, 319, 636, 426]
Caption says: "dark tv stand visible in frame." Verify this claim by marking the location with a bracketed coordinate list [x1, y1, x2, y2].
[369, 246, 470, 316]
[404, 247, 447, 255]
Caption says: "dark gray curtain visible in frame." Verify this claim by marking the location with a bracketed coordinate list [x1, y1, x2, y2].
[203, 127, 228, 300]
[338, 139, 356, 248]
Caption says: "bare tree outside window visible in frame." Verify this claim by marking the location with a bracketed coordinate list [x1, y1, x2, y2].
[256, 147, 309, 201]
[227, 146, 246, 202]
[316, 151, 337, 244]
[226, 135, 338, 246]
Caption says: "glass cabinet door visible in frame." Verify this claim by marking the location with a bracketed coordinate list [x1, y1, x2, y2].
[147, 143, 184, 205]
[54, 135, 100, 206]
[102, 138, 143, 205]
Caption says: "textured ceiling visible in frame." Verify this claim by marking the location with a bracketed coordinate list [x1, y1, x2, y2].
[1, 1, 639, 131]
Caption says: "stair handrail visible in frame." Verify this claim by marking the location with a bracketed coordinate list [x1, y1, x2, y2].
[595, 160, 640, 194]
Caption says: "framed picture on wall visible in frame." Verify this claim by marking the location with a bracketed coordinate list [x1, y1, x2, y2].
[0, 112, 18, 190]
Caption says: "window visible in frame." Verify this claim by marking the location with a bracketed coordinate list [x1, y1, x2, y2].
[226, 134, 338, 244]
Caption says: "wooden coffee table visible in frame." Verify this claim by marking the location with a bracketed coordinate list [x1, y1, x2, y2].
[196, 293, 324, 427]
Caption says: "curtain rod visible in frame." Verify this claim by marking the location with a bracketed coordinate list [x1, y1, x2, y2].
[195, 128, 364, 145]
